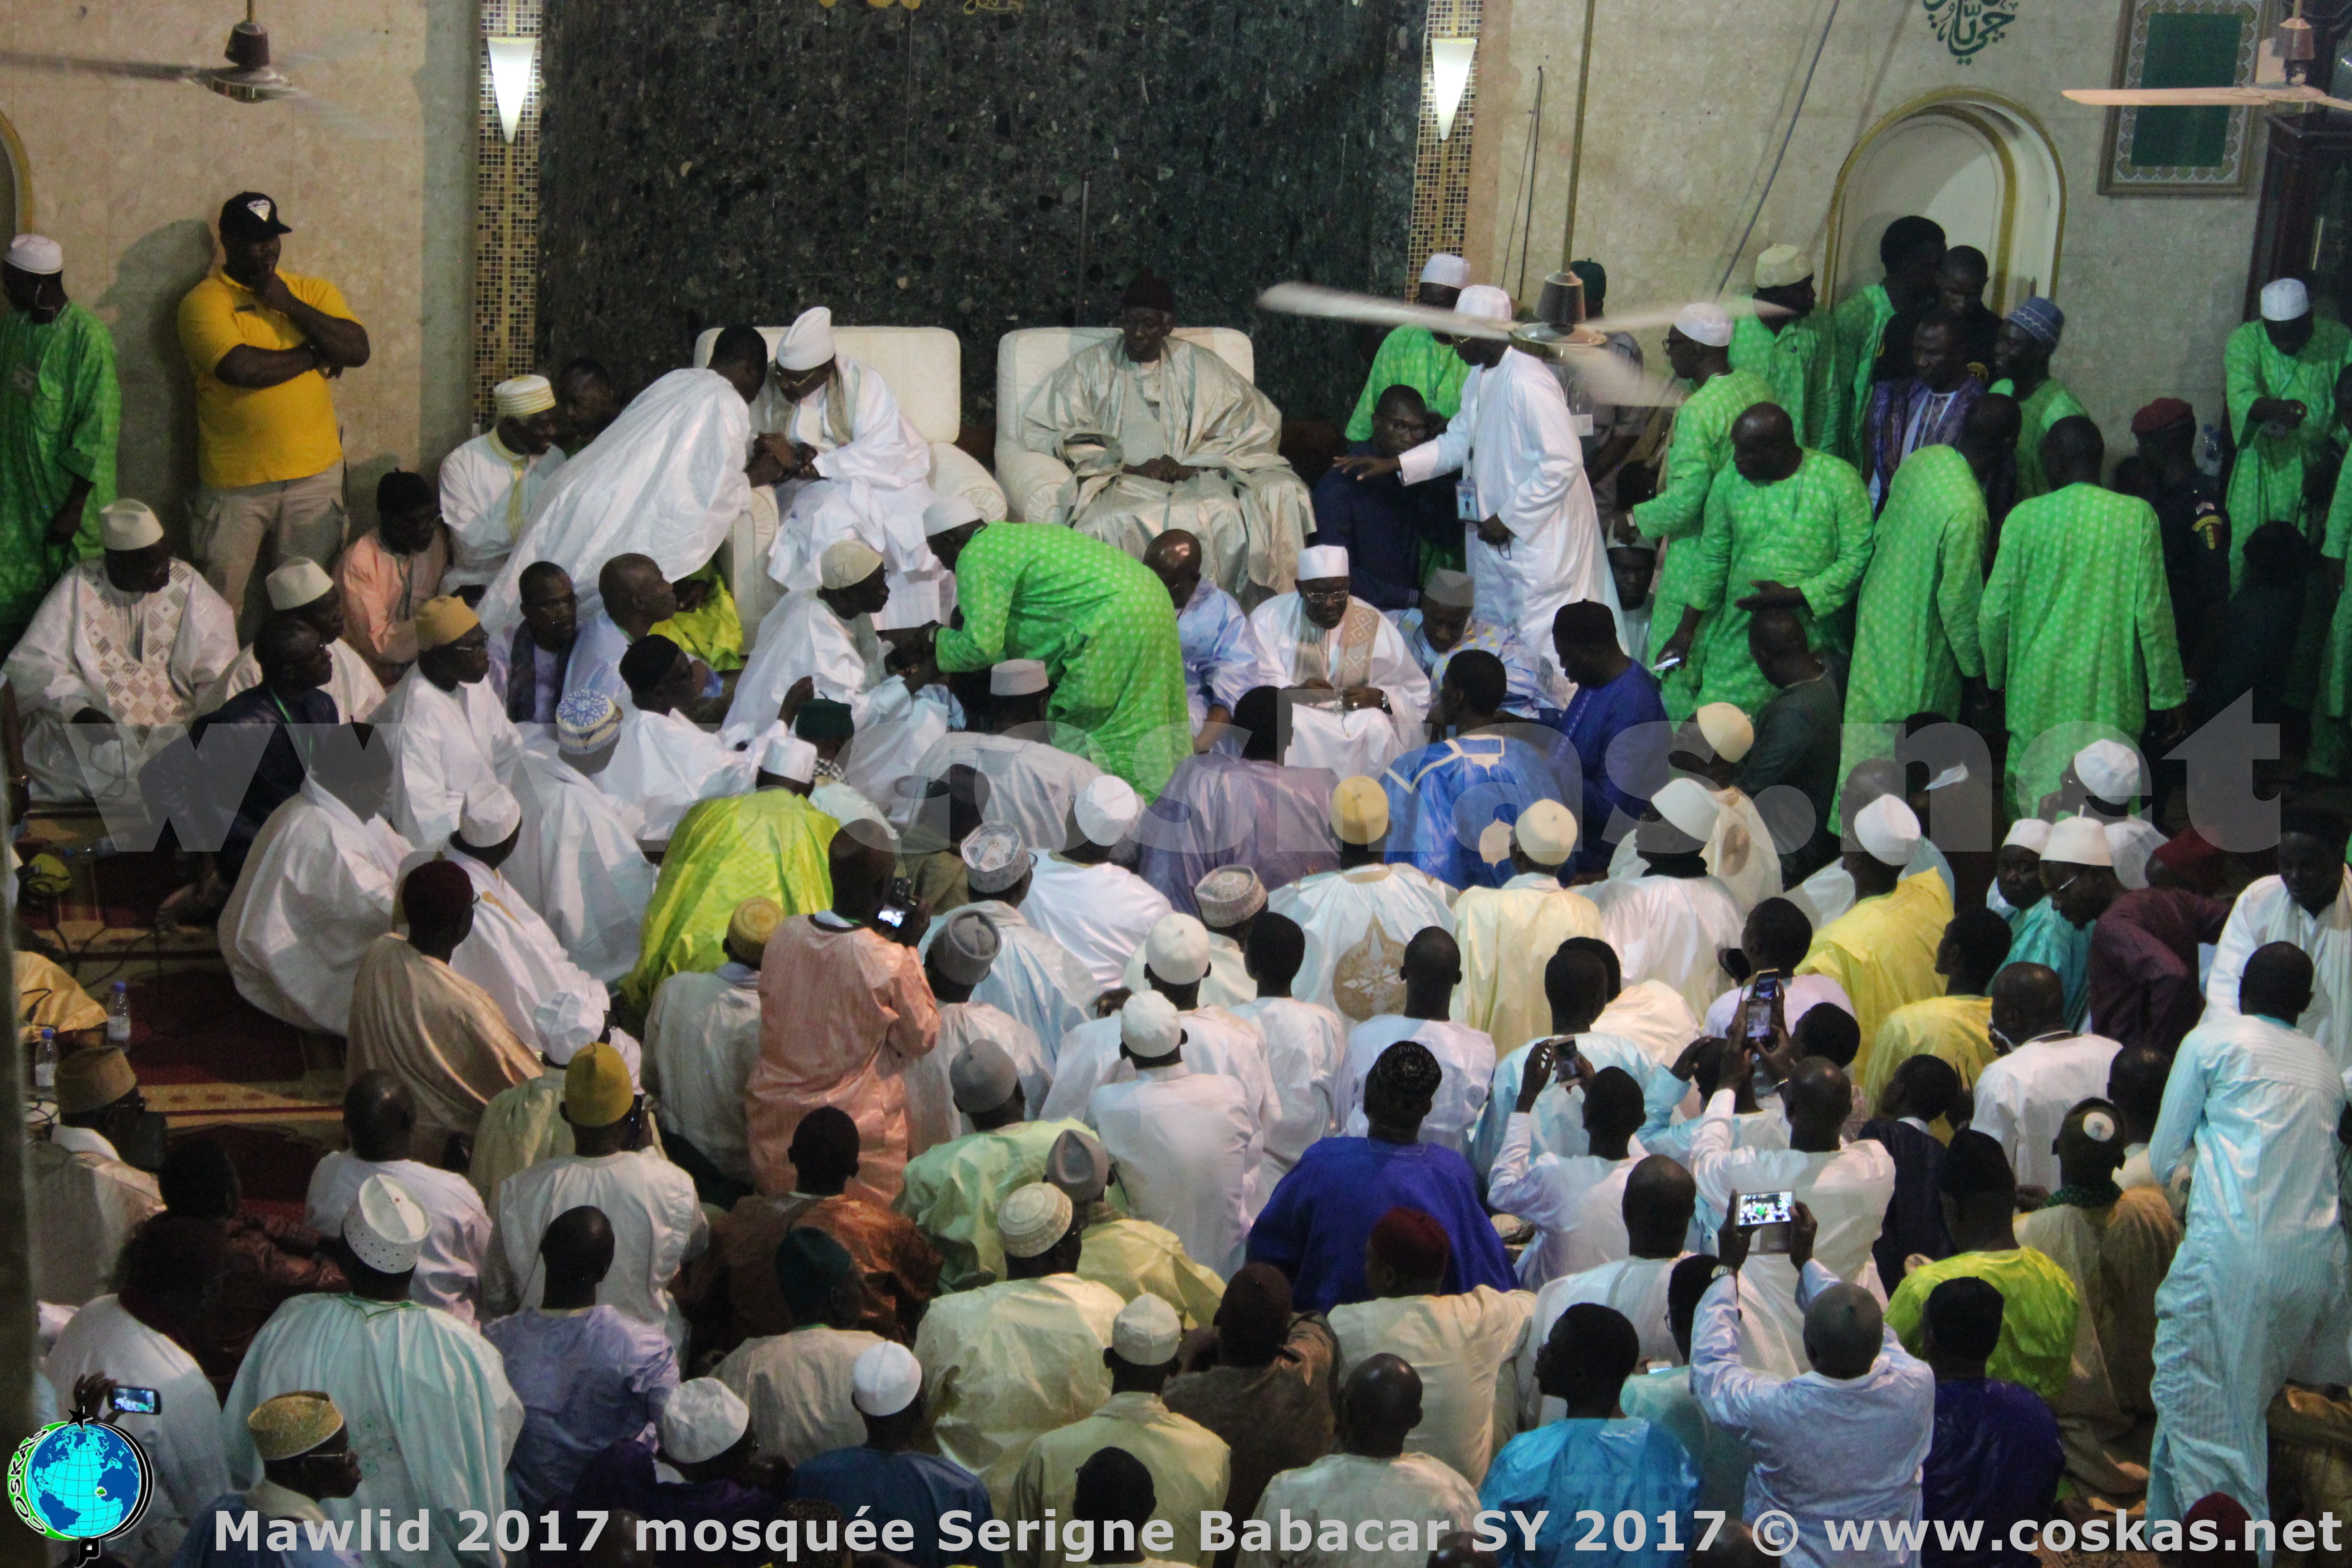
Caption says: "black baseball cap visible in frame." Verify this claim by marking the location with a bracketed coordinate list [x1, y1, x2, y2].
[219, 191, 293, 240]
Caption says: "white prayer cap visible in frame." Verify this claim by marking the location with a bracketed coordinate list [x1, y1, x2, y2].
[932, 908, 1001, 986]
[1853, 794, 1921, 867]
[532, 988, 606, 1065]
[991, 659, 1049, 697]
[1195, 864, 1266, 926]
[1419, 252, 1470, 288]
[343, 1173, 429, 1274]
[265, 557, 334, 610]
[961, 824, 1028, 894]
[493, 374, 557, 418]
[761, 733, 817, 784]
[1753, 245, 1813, 289]
[2109, 818, 2161, 892]
[1695, 703, 1755, 763]
[819, 539, 884, 590]
[100, 499, 163, 551]
[999, 1181, 1076, 1259]
[1074, 776, 1142, 847]
[1652, 776, 1720, 842]
[1456, 284, 1514, 323]
[1297, 544, 1350, 582]
[850, 1341, 923, 1418]
[2073, 739, 2143, 804]
[2002, 817, 2052, 853]
[1514, 799, 1579, 866]
[1112, 1293, 1184, 1366]
[1421, 568, 1475, 609]
[924, 495, 985, 536]
[1120, 991, 1184, 1061]
[1674, 303, 1735, 348]
[5, 234, 62, 275]
[1144, 912, 1212, 985]
[2262, 278, 2311, 321]
[2044, 814, 2113, 867]
[659, 1378, 750, 1465]
[778, 305, 836, 372]
[949, 1037, 1021, 1114]
[461, 781, 523, 844]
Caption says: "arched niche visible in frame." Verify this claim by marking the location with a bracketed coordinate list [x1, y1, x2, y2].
[0, 108, 26, 237]
[1826, 91, 2067, 314]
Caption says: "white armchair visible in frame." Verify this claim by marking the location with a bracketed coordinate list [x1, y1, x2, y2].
[692, 324, 1006, 641]
[992, 326, 1258, 522]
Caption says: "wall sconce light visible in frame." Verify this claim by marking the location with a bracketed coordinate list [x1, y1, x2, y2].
[1430, 36, 1476, 141]
[486, 34, 538, 144]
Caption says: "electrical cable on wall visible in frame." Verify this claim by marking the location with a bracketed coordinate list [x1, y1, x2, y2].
[1710, 0, 1847, 294]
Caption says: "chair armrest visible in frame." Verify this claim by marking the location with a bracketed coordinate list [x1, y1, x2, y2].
[726, 486, 780, 646]
[997, 447, 1074, 523]
[929, 442, 1008, 522]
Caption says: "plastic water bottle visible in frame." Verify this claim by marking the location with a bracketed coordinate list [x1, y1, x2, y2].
[105, 981, 131, 1047]
[33, 1027, 57, 1095]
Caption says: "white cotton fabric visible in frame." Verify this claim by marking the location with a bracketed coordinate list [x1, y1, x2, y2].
[1089, 1063, 1261, 1275]
[1043, 1006, 1279, 1137]
[46, 1296, 230, 1568]
[196, 634, 385, 722]
[905, 998, 1052, 1150]
[1241, 1452, 1481, 1568]
[756, 358, 944, 626]
[1486, 1112, 1646, 1287]
[220, 778, 412, 1036]
[507, 736, 658, 984]
[1970, 1032, 2122, 1191]
[1338, 1015, 1495, 1156]
[1229, 995, 1352, 1177]
[2204, 868, 2352, 1075]
[1588, 872, 1745, 1019]
[395, 849, 607, 1058]
[305, 1152, 494, 1323]
[917, 899, 1098, 1058]
[727, 589, 949, 804]
[598, 708, 763, 842]
[1519, 1254, 1686, 1426]
[477, 368, 754, 636]
[1019, 852, 1174, 990]
[1265, 864, 1458, 1020]
[485, 1149, 710, 1352]
[373, 665, 525, 850]
[221, 1293, 524, 1568]
[438, 433, 568, 591]
[1246, 594, 1433, 778]
[905, 730, 1105, 857]
[643, 964, 765, 1186]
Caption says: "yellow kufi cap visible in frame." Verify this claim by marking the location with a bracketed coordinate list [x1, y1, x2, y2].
[726, 897, 784, 955]
[564, 1040, 635, 1127]
[1330, 776, 1389, 846]
[415, 596, 480, 651]
[247, 1392, 344, 1462]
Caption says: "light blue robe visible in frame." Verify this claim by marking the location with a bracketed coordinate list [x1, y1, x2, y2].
[1478, 1417, 1700, 1568]
[1392, 607, 1551, 714]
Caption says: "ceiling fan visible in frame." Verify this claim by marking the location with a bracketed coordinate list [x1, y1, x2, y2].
[2062, 0, 2352, 114]
[1258, 275, 1785, 407]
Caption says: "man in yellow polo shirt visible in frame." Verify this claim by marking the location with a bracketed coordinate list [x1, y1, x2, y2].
[177, 191, 370, 632]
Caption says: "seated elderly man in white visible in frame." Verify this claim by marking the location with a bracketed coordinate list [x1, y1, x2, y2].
[5, 500, 236, 803]
[1247, 544, 1431, 780]
[197, 558, 384, 721]
[1019, 270, 1309, 607]
[755, 306, 946, 632]
[727, 539, 949, 805]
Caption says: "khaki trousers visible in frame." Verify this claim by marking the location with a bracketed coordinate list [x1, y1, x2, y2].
[189, 460, 349, 635]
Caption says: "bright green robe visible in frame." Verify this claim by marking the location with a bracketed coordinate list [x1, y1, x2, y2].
[1730, 313, 1838, 453]
[1683, 448, 1874, 717]
[1979, 483, 2186, 814]
[1343, 325, 1470, 441]
[1839, 445, 1988, 790]
[1630, 368, 1779, 718]
[1827, 283, 1896, 465]
[652, 563, 745, 672]
[2223, 316, 2352, 585]
[0, 301, 116, 647]
[1987, 376, 2087, 501]
[936, 523, 1189, 799]
[620, 787, 838, 1014]
[2308, 458, 2352, 775]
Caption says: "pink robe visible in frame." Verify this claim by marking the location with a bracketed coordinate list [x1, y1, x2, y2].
[745, 915, 941, 1205]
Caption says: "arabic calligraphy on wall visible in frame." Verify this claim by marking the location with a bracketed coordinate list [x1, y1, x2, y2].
[1923, 0, 2019, 59]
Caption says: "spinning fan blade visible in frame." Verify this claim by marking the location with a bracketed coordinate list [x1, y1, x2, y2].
[1254, 284, 1519, 341]
[0, 50, 207, 83]
[1580, 298, 1785, 336]
[1548, 344, 1686, 408]
[2063, 85, 2278, 105]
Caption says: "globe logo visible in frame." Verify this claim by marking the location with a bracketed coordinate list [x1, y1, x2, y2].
[9, 1420, 152, 1544]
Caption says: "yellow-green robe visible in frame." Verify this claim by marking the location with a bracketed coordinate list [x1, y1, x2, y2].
[651, 564, 745, 672]
[1838, 445, 1988, 792]
[1979, 483, 2186, 814]
[1630, 368, 1779, 718]
[1345, 325, 1471, 441]
[1683, 448, 1874, 717]
[1860, 992, 1995, 1119]
[936, 523, 1190, 799]
[620, 787, 838, 1014]
[1988, 375, 2088, 501]
[0, 300, 115, 647]
[1828, 283, 1897, 464]
[1730, 313, 1838, 453]
[1887, 1245, 2082, 1404]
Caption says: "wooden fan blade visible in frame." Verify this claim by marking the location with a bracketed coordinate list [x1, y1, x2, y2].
[2062, 85, 2277, 105]
[1254, 283, 1516, 341]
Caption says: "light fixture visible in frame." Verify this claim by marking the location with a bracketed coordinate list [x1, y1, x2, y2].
[1430, 36, 1477, 142]
[486, 34, 537, 144]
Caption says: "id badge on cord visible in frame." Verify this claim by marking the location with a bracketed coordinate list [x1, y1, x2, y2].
[1455, 480, 1479, 522]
